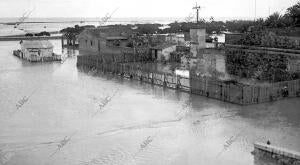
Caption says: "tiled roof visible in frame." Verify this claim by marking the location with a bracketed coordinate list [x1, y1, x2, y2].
[21, 40, 53, 49]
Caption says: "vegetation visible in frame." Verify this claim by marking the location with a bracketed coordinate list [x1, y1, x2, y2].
[25, 31, 50, 37]
[226, 48, 299, 82]
[121, 1, 298, 35]
[60, 25, 95, 40]
[60, 2, 299, 38]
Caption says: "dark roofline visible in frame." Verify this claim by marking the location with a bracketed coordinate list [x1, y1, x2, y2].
[106, 36, 128, 40]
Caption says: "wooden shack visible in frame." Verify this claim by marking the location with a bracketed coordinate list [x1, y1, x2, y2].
[20, 40, 55, 62]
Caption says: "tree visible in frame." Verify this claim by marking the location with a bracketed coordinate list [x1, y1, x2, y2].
[285, 2, 300, 26]
[264, 12, 285, 28]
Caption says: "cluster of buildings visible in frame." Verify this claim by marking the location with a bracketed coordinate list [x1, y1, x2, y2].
[13, 24, 299, 84]
[77, 26, 207, 66]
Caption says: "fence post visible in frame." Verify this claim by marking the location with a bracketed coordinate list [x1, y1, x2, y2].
[151, 72, 154, 84]
[163, 74, 167, 87]
[176, 76, 181, 89]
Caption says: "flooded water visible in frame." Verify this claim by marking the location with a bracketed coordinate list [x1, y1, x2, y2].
[0, 40, 300, 165]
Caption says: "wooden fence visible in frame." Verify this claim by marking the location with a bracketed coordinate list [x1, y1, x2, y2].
[77, 55, 300, 105]
[77, 55, 190, 91]
[242, 79, 300, 104]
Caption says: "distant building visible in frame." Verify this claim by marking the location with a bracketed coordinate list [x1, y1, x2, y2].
[16, 40, 57, 62]
[169, 46, 191, 63]
[78, 27, 132, 57]
[224, 32, 243, 44]
[288, 58, 300, 73]
[79, 27, 176, 63]
[166, 34, 185, 45]
[151, 43, 176, 62]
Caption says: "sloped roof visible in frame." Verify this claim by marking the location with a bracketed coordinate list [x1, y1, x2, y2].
[78, 28, 102, 39]
[106, 36, 128, 40]
[151, 43, 176, 50]
[78, 27, 132, 40]
[22, 40, 53, 49]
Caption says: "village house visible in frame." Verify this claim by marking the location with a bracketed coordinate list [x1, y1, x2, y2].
[79, 26, 175, 63]
[166, 34, 185, 45]
[13, 40, 60, 62]
[168, 28, 206, 65]
[150, 43, 176, 62]
[77, 26, 208, 64]
[224, 32, 243, 44]
[78, 27, 132, 56]
[77, 27, 138, 63]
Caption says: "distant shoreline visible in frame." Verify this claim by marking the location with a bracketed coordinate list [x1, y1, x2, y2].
[0, 16, 257, 24]
[0, 35, 62, 41]
[0, 31, 61, 38]
[1, 21, 100, 25]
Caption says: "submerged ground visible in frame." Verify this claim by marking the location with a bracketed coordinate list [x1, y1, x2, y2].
[0, 40, 299, 165]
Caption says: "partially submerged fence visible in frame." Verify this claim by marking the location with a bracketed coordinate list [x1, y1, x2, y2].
[77, 55, 190, 92]
[77, 55, 300, 105]
[242, 79, 300, 104]
[190, 76, 245, 104]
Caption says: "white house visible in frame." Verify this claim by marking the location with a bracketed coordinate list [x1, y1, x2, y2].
[20, 40, 54, 62]
[151, 43, 176, 62]
[166, 34, 185, 45]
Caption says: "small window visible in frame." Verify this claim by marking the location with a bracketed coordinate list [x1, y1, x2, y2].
[90, 41, 93, 46]
[85, 40, 87, 44]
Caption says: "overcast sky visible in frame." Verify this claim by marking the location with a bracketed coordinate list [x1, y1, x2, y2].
[0, 0, 298, 19]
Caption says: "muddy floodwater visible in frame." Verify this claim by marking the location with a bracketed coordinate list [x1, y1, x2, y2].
[0, 40, 300, 165]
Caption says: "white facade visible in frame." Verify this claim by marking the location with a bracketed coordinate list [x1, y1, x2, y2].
[161, 45, 176, 61]
[22, 48, 53, 61]
[166, 34, 185, 45]
[152, 45, 176, 62]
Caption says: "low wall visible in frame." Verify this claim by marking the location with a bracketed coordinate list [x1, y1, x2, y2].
[253, 142, 300, 165]
[225, 33, 243, 45]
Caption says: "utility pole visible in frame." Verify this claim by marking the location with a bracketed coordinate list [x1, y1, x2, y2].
[254, 0, 257, 21]
[193, 3, 201, 23]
